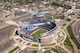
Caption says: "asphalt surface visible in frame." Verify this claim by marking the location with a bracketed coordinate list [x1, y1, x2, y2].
[14, 14, 29, 22]
[0, 39, 15, 53]
[0, 26, 14, 43]
[72, 21, 80, 43]
[0, 26, 16, 53]
[0, 14, 29, 53]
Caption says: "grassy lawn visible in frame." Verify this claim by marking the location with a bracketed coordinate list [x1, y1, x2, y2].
[51, 48, 57, 52]
[63, 23, 66, 26]
[64, 37, 74, 53]
[41, 43, 55, 46]
[67, 21, 80, 49]
[32, 30, 47, 38]
[64, 37, 73, 48]
[44, 51, 51, 53]
[8, 46, 19, 53]
[32, 44, 38, 47]
[53, 15, 61, 19]
[32, 51, 37, 53]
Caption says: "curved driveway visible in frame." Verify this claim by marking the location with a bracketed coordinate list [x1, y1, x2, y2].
[72, 21, 80, 43]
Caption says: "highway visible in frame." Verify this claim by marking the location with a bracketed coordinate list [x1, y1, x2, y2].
[72, 21, 80, 43]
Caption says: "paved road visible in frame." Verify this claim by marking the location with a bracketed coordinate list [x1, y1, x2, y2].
[72, 21, 80, 43]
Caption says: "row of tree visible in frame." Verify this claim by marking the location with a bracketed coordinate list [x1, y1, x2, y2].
[3, 0, 43, 5]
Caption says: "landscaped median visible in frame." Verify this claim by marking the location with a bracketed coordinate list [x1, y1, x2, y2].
[8, 46, 19, 53]
[0, 25, 11, 31]
[67, 21, 80, 49]
[64, 37, 74, 53]
[32, 50, 37, 53]
[32, 44, 39, 47]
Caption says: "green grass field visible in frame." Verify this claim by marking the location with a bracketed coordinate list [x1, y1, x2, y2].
[64, 37, 74, 53]
[32, 30, 47, 38]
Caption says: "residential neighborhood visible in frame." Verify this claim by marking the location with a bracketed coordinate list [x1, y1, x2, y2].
[0, 0, 80, 53]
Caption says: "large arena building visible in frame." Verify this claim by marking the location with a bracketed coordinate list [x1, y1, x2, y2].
[16, 17, 57, 43]
[16, 10, 57, 43]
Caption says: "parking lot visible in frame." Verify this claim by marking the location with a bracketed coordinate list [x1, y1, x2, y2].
[0, 39, 15, 53]
[0, 26, 14, 43]
[0, 26, 16, 53]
